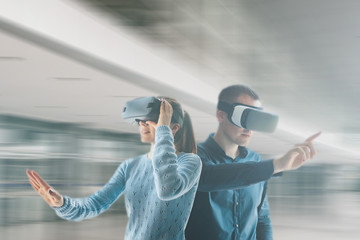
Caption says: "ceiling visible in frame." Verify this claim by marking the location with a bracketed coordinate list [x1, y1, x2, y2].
[0, 0, 359, 162]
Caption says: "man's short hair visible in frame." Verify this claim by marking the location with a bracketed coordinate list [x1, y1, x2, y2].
[218, 85, 260, 104]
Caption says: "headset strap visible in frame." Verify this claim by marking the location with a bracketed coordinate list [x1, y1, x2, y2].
[217, 101, 234, 114]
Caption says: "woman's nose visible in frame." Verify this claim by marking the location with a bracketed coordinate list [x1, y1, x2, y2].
[138, 120, 149, 126]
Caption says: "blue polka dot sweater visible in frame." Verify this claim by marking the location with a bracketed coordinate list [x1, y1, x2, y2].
[54, 125, 202, 240]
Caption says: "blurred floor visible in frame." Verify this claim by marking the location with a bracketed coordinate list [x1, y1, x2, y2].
[0, 213, 127, 240]
[271, 191, 360, 240]
[1, 191, 360, 240]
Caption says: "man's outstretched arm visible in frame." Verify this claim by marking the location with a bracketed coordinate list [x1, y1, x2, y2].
[197, 131, 321, 192]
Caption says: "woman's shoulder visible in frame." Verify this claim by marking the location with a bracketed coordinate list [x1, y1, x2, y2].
[118, 154, 148, 168]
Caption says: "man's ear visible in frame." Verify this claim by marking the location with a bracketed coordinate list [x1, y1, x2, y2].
[170, 123, 181, 135]
[216, 110, 226, 123]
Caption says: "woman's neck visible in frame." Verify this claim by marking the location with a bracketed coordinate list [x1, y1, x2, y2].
[147, 144, 155, 159]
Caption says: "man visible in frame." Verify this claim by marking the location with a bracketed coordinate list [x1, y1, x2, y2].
[185, 85, 321, 240]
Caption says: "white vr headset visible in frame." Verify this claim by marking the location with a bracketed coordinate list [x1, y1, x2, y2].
[217, 101, 279, 133]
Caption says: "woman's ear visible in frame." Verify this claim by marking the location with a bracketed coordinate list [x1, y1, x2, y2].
[170, 123, 181, 135]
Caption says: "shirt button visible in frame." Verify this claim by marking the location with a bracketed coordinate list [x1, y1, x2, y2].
[235, 224, 239, 228]
[236, 202, 239, 205]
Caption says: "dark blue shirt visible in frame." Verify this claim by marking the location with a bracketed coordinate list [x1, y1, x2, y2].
[186, 134, 274, 240]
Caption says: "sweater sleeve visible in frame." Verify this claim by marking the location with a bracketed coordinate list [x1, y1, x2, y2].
[197, 147, 275, 192]
[152, 125, 202, 201]
[53, 162, 127, 221]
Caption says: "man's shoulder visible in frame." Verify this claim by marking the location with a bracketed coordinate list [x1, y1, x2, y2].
[197, 141, 207, 152]
[196, 142, 218, 165]
[197, 141, 210, 155]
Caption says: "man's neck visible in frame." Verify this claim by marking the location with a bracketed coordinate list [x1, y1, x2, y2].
[213, 129, 240, 159]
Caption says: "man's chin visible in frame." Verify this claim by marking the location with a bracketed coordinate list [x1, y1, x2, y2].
[237, 138, 250, 147]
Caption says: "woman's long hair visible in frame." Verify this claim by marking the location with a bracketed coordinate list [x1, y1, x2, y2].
[161, 97, 197, 154]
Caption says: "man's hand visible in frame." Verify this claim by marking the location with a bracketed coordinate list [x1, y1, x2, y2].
[273, 131, 322, 174]
[26, 169, 64, 207]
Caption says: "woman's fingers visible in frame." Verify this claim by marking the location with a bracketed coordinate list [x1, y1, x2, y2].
[26, 170, 50, 195]
[162, 99, 173, 114]
[29, 179, 40, 192]
[29, 178, 40, 190]
[157, 99, 173, 126]
[27, 169, 42, 190]
[26, 170, 43, 187]
[26, 169, 41, 186]
[26, 169, 32, 178]
[32, 170, 51, 189]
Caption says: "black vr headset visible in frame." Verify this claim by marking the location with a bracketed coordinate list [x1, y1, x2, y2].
[121, 97, 183, 126]
[217, 101, 279, 133]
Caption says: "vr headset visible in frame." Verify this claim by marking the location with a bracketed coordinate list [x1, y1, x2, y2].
[217, 101, 279, 133]
[121, 96, 183, 126]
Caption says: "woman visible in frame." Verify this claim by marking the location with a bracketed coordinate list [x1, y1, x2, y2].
[26, 97, 202, 240]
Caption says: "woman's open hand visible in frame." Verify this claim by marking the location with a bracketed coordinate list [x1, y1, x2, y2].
[26, 169, 64, 207]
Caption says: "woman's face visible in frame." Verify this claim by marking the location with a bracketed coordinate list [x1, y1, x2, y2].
[138, 120, 156, 143]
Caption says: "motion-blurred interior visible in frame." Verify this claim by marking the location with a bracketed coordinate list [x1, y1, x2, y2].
[1, 0, 359, 239]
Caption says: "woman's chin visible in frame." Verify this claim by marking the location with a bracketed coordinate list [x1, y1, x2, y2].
[140, 136, 154, 143]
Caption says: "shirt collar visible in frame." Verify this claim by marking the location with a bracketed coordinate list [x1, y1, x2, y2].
[204, 133, 248, 159]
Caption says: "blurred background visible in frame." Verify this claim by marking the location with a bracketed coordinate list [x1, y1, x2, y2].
[0, 0, 359, 239]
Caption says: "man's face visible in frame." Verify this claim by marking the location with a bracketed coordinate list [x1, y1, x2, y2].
[218, 94, 261, 146]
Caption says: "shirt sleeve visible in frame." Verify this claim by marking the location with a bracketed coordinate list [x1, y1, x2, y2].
[197, 147, 275, 192]
[152, 125, 202, 201]
[256, 182, 273, 240]
[53, 162, 127, 221]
